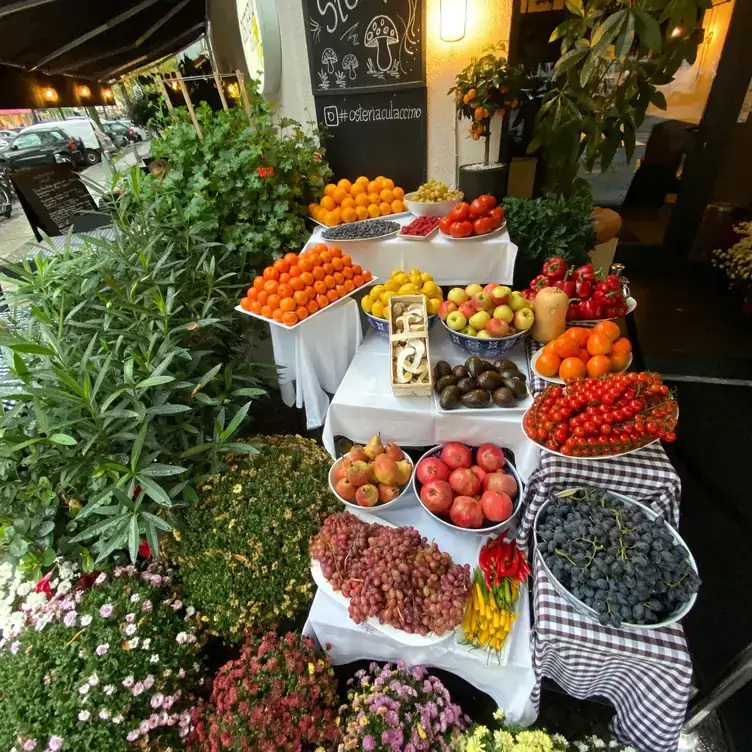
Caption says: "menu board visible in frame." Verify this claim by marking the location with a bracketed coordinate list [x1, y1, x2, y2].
[10, 164, 97, 240]
[315, 87, 427, 189]
[302, 0, 425, 95]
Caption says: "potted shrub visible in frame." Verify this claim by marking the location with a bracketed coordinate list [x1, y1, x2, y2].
[449, 44, 529, 202]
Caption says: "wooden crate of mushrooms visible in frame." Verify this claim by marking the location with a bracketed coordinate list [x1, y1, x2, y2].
[388, 295, 433, 397]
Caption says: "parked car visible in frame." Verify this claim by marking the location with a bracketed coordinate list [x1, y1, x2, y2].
[0, 128, 82, 171]
[102, 120, 141, 146]
[0, 130, 16, 151]
[20, 118, 113, 165]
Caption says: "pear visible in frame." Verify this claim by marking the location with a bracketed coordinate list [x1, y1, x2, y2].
[364, 433, 385, 460]
[347, 444, 367, 464]
[395, 460, 412, 486]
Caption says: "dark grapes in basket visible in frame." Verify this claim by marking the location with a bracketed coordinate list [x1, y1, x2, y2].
[536, 488, 700, 627]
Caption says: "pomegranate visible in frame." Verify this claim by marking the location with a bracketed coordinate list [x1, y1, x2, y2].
[440, 442, 472, 470]
[420, 480, 454, 515]
[476, 443, 505, 473]
[483, 471, 517, 497]
[480, 490, 514, 522]
[373, 454, 399, 485]
[449, 496, 484, 528]
[448, 468, 481, 497]
[470, 465, 486, 486]
[355, 484, 379, 507]
[335, 478, 356, 501]
[378, 483, 401, 503]
[347, 460, 371, 487]
[416, 456, 450, 484]
[384, 442, 403, 462]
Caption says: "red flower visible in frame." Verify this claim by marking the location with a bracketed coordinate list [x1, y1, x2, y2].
[34, 573, 53, 599]
[138, 539, 151, 558]
[77, 570, 100, 591]
[313, 152, 322, 163]
[256, 166, 274, 178]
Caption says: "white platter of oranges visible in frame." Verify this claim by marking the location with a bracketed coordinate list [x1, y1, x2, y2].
[309, 176, 408, 227]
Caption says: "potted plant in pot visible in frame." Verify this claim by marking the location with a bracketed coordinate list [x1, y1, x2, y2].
[450, 43, 529, 202]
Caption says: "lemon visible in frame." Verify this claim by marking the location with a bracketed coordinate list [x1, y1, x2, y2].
[370, 284, 384, 300]
[421, 281, 440, 298]
[371, 300, 385, 318]
[361, 296, 374, 314]
[409, 268, 421, 277]
[409, 274, 422, 285]
[384, 305, 391, 320]
[426, 298, 441, 315]
[421, 272, 434, 283]
[384, 280, 400, 293]
[393, 272, 409, 286]
[380, 290, 396, 305]
[399, 283, 418, 294]
[391, 268, 403, 278]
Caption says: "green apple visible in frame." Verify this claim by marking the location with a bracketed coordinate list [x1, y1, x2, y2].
[446, 311, 467, 331]
[468, 310, 491, 330]
[493, 304, 514, 323]
[476, 330, 492, 339]
[460, 325, 477, 337]
[447, 287, 468, 305]
[465, 283, 483, 297]
[513, 308, 535, 331]
[509, 291, 528, 311]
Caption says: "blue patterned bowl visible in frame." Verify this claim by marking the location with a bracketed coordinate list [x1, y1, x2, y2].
[365, 311, 438, 337]
[438, 317, 529, 356]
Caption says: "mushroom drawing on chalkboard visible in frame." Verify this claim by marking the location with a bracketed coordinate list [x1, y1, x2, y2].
[365, 16, 399, 73]
[322, 48, 338, 73]
[342, 53, 359, 80]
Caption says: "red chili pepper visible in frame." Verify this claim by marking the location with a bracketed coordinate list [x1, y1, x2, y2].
[542, 257, 569, 281]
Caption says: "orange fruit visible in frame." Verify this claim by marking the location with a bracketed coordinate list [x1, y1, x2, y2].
[355, 193, 371, 208]
[367, 181, 380, 195]
[332, 257, 343, 271]
[284, 252, 299, 265]
[332, 187, 347, 204]
[367, 204, 380, 218]
[324, 183, 337, 198]
[559, 357, 587, 382]
[536, 351, 561, 377]
[541, 341, 558, 356]
[273, 309, 285, 323]
[267, 294, 280, 310]
[341, 197, 356, 210]
[262, 267, 278, 281]
[335, 284, 347, 298]
[257, 290, 268, 306]
[263, 279, 277, 295]
[379, 202, 392, 216]
[253, 277, 265, 291]
[250, 301, 263, 315]
[564, 327, 591, 347]
[312, 267, 325, 281]
[337, 178, 352, 193]
[342, 266, 353, 280]
[322, 263, 334, 275]
[553, 337, 580, 359]
[341, 254, 352, 267]
[575, 348, 590, 365]
[356, 206, 369, 220]
[368, 192, 381, 206]
[344, 279, 355, 293]
[319, 249, 332, 263]
[587, 355, 612, 377]
[308, 202, 317, 216]
[353, 274, 365, 287]
[327, 289, 339, 303]
[393, 186, 405, 200]
[293, 290, 308, 306]
[305, 286, 316, 301]
[330, 207, 342, 224]
[273, 259, 289, 274]
[355, 176, 369, 187]
[362, 270, 372, 282]
[391, 200, 405, 214]
[593, 320, 621, 342]
[290, 277, 304, 292]
[351, 264, 362, 275]
[329, 245, 342, 258]
[295, 306, 309, 321]
[350, 183, 365, 197]
[324, 275, 336, 289]
[322, 211, 337, 227]
[261, 305, 273, 319]
[240, 297, 252, 311]
[279, 297, 296, 312]
[341, 207, 357, 223]
[587, 332, 613, 356]
[278, 272, 290, 285]
[610, 350, 631, 372]
[289, 265, 301, 278]
[282, 311, 298, 326]
[300, 271, 314, 286]
[315, 243, 328, 254]
[307, 299, 319, 314]
[380, 188, 395, 204]
[298, 259, 312, 273]
[612, 337, 632, 354]
[316, 294, 329, 309]
[306, 254, 320, 267]
[247, 288, 258, 301]
[382, 178, 395, 191]
[320, 195, 335, 211]
[277, 283, 292, 299]
[334, 272, 345, 285]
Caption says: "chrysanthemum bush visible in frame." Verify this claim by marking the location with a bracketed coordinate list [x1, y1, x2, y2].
[168, 434, 340, 641]
[0, 563, 203, 752]
[188, 631, 340, 752]
[338, 661, 469, 751]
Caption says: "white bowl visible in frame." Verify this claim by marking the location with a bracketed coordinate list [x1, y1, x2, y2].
[404, 193, 462, 218]
[412, 444, 523, 535]
[328, 452, 415, 513]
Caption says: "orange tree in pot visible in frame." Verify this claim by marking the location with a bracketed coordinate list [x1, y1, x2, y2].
[449, 43, 530, 202]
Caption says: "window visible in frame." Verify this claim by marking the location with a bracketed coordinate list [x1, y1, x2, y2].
[43, 130, 71, 143]
[13, 133, 42, 148]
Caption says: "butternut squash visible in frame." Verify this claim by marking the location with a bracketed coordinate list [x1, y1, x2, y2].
[531, 286, 569, 343]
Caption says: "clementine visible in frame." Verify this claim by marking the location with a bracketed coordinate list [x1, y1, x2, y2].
[559, 357, 587, 382]
[279, 297, 296, 312]
[610, 350, 631, 372]
[593, 320, 621, 343]
[282, 311, 298, 326]
[586, 355, 612, 377]
[564, 327, 591, 348]
[553, 337, 580, 359]
[587, 332, 613, 356]
[612, 337, 632, 354]
[536, 351, 561, 377]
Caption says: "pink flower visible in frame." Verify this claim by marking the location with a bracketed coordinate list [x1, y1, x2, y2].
[63, 612, 77, 627]
[141, 600, 153, 612]
[95, 643, 109, 656]
[99, 604, 113, 618]
[143, 674, 155, 690]
[151, 693, 164, 708]
[47, 737, 63, 752]
[126, 731, 138, 742]
[34, 574, 52, 599]
[132, 681, 145, 696]
[23, 740, 37, 751]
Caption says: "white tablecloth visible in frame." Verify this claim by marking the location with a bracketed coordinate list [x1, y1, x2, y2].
[322, 326, 541, 482]
[270, 298, 362, 429]
[305, 217, 517, 285]
[304, 504, 537, 724]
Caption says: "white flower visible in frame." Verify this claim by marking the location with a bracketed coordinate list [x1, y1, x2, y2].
[103, 684, 116, 696]
[591, 738, 606, 749]
[112, 715, 124, 725]
[130, 594, 140, 603]
[127, 637, 139, 649]
[185, 605, 195, 618]
[78, 684, 89, 696]
[63, 612, 77, 628]
[171, 600, 183, 611]
[141, 638, 151, 650]
[575, 743, 588, 752]
[78, 710, 90, 722]
[143, 674, 155, 690]
[125, 613, 136, 623]
[10, 641, 20, 655]
[99, 709, 111, 720]
[94, 573, 107, 586]
[163, 669, 173, 678]
[17, 581, 33, 597]
[80, 615, 92, 626]
[57, 581, 72, 595]
[122, 675, 135, 688]
[150, 693, 164, 708]
[95, 643, 109, 656]
[124, 624, 137, 636]
[88, 673, 99, 687]
[150, 653, 160, 664]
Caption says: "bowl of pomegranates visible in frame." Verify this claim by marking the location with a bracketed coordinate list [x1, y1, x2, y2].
[412, 442, 522, 534]
[329, 433, 415, 513]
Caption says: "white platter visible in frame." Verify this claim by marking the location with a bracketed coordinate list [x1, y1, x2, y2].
[310, 511, 456, 646]
[438, 224, 506, 242]
[236, 277, 378, 330]
[328, 454, 415, 513]
[530, 348, 633, 385]
[567, 296, 637, 325]
[310, 212, 410, 229]
[399, 224, 440, 242]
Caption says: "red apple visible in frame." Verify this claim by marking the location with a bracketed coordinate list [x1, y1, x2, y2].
[440, 443, 472, 470]
[483, 471, 518, 497]
[355, 484, 379, 507]
[373, 454, 399, 485]
[480, 490, 514, 522]
[473, 292, 494, 312]
[470, 465, 486, 486]
[484, 283, 499, 294]
[437, 300, 458, 321]
[420, 480, 454, 515]
[416, 456, 450, 484]
[378, 483, 401, 503]
[484, 318, 507, 338]
[335, 478, 356, 501]
[458, 301, 476, 321]
[384, 442, 403, 462]
[476, 443, 505, 473]
[347, 460, 371, 487]
[449, 496, 484, 528]
[449, 467, 481, 496]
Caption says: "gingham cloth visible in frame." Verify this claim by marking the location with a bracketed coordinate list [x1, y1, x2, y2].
[522, 337, 692, 752]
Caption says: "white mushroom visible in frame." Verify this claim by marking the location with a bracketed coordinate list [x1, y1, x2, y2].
[403, 340, 426, 374]
[321, 48, 338, 74]
[395, 344, 416, 383]
[342, 54, 359, 80]
[364, 16, 399, 72]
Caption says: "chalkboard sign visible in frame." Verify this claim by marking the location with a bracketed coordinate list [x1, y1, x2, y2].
[10, 164, 98, 240]
[302, 0, 425, 95]
[316, 87, 427, 189]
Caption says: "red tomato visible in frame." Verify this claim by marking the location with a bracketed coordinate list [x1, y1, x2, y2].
[450, 220, 473, 238]
[479, 194, 497, 212]
[439, 215, 454, 235]
[490, 206, 505, 223]
[473, 216, 494, 236]
[449, 202, 470, 222]
[469, 199, 486, 218]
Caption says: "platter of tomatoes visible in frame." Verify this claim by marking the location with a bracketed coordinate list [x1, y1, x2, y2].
[439, 195, 505, 240]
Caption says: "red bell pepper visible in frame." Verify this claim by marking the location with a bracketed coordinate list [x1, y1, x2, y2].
[522, 288, 536, 302]
[579, 299, 602, 319]
[573, 264, 595, 283]
[575, 279, 592, 299]
[566, 303, 581, 321]
[604, 274, 622, 292]
[554, 278, 576, 297]
[530, 274, 549, 291]
[542, 257, 569, 281]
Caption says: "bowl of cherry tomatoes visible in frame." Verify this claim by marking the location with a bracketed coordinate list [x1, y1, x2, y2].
[439, 196, 505, 240]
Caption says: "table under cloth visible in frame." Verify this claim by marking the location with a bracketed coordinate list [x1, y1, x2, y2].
[305, 216, 517, 285]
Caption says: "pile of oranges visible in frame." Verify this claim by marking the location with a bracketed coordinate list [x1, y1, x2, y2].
[309, 176, 407, 227]
[536, 321, 632, 382]
[239, 243, 373, 327]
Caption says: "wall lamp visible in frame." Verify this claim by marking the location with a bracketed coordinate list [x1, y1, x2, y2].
[440, 0, 467, 42]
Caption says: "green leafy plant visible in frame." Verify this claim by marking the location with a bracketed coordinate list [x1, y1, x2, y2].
[168, 435, 340, 642]
[532, 0, 710, 196]
[0, 184, 270, 575]
[144, 81, 332, 271]
[502, 194, 595, 265]
[449, 43, 530, 165]
[0, 564, 202, 752]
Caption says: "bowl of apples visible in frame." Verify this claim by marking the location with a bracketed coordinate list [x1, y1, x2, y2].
[329, 433, 415, 513]
[438, 283, 534, 357]
[412, 442, 522, 534]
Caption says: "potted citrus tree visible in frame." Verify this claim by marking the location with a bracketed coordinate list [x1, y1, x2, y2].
[450, 44, 529, 202]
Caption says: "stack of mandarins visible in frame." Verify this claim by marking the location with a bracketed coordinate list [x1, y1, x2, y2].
[239, 243, 373, 326]
[309, 176, 406, 227]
